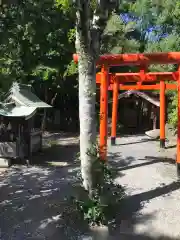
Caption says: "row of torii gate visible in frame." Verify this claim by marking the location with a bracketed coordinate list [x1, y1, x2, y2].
[73, 52, 180, 171]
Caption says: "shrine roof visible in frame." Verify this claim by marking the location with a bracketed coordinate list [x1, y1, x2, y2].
[5, 82, 52, 108]
[109, 90, 160, 107]
[0, 103, 37, 119]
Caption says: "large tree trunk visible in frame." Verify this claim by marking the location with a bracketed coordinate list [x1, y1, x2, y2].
[77, 51, 96, 193]
[75, 1, 97, 194]
[75, 0, 117, 194]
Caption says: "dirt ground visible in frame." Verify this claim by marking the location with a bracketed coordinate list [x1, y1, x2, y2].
[0, 132, 84, 240]
[0, 131, 179, 240]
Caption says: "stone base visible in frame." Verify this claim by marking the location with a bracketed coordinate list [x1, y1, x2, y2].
[145, 129, 160, 139]
[90, 225, 109, 240]
[160, 139, 165, 148]
[177, 163, 180, 177]
[111, 137, 116, 145]
[0, 158, 11, 168]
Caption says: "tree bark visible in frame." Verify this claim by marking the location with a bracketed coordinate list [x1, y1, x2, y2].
[75, 0, 117, 194]
[78, 53, 96, 192]
[41, 109, 47, 132]
[75, 0, 97, 193]
[152, 106, 157, 129]
[41, 84, 48, 132]
[50, 92, 57, 106]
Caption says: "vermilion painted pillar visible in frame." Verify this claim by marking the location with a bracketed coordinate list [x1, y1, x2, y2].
[99, 64, 108, 160]
[177, 66, 180, 171]
[160, 80, 165, 148]
[111, 76, 119, 145]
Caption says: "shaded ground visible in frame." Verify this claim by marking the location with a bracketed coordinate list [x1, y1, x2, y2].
[108, 134, 180, 239]
[0, 132, 179, 239]
[0, 132, 85, 239]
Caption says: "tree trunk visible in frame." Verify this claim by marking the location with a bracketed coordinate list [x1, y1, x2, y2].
[41, 85, 48, 132]
[78, 53, 96, 193]
[137, 99, 141, 131]
[50, 92, 57, 106]
[75, 0, 115, 194]
[75, 0, 98, 194]
[152, 106, 157, 130]
[41, 109, 47, 132]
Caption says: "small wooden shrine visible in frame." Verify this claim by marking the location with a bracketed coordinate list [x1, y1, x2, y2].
[109, 90, 162, 132]
[0, 82, 51, 166]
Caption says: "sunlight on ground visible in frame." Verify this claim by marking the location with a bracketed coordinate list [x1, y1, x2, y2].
[47, 162, 70, 166]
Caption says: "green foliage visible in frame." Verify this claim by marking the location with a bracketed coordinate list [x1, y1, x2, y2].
[148, 1, 180, 128]
[1, 0, 179, 132]
[68, 28, 76, 43]
[0, 0, 75, 91]
[74, 190, 107, 225]
[71, 143, 125, 226]
[55, 0, 74, 13]
[64, 60, 78, 77]
[168, 93, 178, 129]
[101, 13, 140, 54]
[32, 65, 58, 81]
[128, 0, 180, 129]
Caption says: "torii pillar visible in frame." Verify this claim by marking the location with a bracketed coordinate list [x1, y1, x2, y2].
[160, 80, 166, 148]
[111, 76, 119, 145]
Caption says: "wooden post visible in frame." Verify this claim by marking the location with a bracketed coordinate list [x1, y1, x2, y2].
[152, 105, 157, 130]
[111, 76, 119, 145]
[100, 64, 108, 160]
[177, 66, 180, 172]
[160, 80, 165, 148]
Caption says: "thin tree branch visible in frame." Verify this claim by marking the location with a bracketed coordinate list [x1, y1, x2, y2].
[75, 0, 92, 54]
[90, 0, 118, 58]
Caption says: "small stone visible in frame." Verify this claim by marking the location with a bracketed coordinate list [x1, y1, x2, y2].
[145, 129, 160, 139]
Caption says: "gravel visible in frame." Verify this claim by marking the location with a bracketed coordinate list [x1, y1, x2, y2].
[109, 134, 180, 239]
[0, 133, 179, 239]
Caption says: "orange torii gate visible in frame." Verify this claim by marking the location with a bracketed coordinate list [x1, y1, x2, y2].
[73, 52, 180, 171]
[96, 72, 177, 148]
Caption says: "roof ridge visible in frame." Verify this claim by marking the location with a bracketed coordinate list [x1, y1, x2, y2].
[5, 82, 52, 108]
